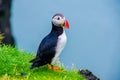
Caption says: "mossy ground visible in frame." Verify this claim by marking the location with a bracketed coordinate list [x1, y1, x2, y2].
[0, 46, 85, 80]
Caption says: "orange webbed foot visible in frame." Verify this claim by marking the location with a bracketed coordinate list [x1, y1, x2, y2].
[47, 64, 52, 69]
[47, 64, 62, 72]
[52, 65, 62, 72]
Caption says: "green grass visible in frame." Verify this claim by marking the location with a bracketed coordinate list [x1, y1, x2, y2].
[0, 46, 85, 80]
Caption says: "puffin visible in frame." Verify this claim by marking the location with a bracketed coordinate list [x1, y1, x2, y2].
[30, 13, 69, 71]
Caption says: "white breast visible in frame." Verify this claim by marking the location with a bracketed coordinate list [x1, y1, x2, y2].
[51, 31, 67, 65]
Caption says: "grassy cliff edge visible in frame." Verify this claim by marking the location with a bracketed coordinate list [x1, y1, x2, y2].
[0, 46, 85, 80]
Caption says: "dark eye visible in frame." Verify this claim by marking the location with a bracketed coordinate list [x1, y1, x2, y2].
[57, 17, 60, 20]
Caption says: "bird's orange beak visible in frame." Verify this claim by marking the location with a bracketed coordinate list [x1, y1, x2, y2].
[64, 19, 69, 29]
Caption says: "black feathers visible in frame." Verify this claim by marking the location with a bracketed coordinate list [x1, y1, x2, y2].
[30, 23, 63, 69]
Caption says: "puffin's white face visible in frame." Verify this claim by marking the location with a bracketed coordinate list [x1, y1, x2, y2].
[52, 13, 69, 29]
[52, 15, 65, 27]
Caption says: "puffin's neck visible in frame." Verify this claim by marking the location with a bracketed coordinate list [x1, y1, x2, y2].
[51, 23, 64, 35]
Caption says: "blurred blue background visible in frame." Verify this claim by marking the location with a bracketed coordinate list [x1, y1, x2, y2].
[11, 0, 120, 80]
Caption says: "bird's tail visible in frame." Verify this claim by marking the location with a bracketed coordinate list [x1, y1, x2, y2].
[29, 57, 41, 69]
[29, 58, 37, 63]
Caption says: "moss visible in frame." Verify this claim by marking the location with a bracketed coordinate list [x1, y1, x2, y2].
[0, 46, 85, 80]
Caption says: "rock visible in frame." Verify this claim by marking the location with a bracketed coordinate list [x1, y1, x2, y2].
[0, 0, 15, 47]
[21, 72, 27, 76]
[79, 69, 100, 80]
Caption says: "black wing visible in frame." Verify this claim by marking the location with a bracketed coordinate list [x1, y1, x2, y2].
[36, 32, 58, 59]
[30, 32, 59, 69]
